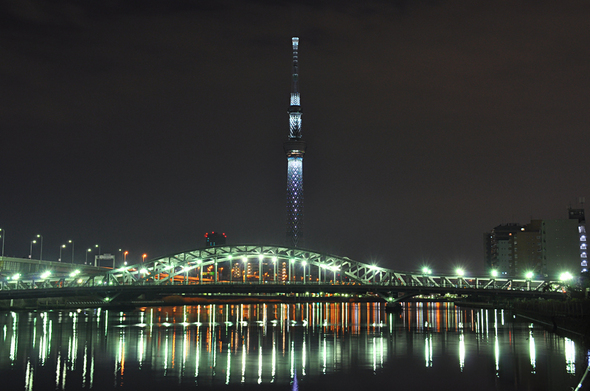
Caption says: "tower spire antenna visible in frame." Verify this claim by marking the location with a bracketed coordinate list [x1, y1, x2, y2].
[289, 37, 302, 139]
[284, 36, 306, 247]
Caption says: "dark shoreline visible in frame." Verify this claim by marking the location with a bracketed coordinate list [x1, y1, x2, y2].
[455, 300, 590, 348]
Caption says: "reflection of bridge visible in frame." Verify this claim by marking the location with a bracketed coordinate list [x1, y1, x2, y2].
[0, 245, 567, 306]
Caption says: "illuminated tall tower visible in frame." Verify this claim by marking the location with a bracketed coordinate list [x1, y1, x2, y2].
[284, 37, 306, 247]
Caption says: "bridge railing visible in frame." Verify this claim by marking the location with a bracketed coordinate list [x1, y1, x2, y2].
[0, 246, 571, 295]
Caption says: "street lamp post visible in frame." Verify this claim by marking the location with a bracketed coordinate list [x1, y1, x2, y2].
[59, 244, 66, 261]
[142, 253, 147, 263]
[86, 248, 92, 264]
[302, 261, 307, 284]
[68, 240, 74, 263]
[525, 271, 534, 291]
[422, 267, 432, 286]
[0, 228, 5, 257]
[124, 251, 128, 265]
[272, 256, 277, 283]
[36, 234, 43, 260]
[29, 240, 37, 259]
[456, 268, 465, 289]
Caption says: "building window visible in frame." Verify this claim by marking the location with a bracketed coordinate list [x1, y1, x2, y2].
[579, 226, 586, 234]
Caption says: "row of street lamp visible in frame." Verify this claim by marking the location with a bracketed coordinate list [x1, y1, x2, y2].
[0, 228, 147, 266]
[421, 266, 574, 282]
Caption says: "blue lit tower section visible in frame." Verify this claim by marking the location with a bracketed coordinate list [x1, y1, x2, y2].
[284, 37, 306, 247]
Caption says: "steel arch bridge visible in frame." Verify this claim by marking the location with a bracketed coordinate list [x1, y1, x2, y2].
[0, 245, 568, 305]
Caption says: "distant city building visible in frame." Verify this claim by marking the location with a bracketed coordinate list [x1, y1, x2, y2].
[541, 219, 579, 277]
[513, 220, 542, 276]
[484, 206, 586, 278]
[568, 207, 587, 273]
[486, 223, 522, 276]
[204, 232, 226, 247]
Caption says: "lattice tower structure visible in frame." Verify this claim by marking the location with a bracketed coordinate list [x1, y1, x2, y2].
[284, 37, 306, 247]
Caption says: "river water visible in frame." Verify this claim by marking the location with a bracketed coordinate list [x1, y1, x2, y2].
[0, 302, 587, 390]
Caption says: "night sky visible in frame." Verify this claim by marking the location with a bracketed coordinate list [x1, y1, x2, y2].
[1, 0, 589, 273]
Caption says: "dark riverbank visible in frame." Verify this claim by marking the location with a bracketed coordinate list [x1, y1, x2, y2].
[456, 298, 590, 347]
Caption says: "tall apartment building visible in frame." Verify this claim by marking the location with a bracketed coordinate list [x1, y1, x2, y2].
[484, 207, 585, 278]
[486, 223, 522, 276]
[513, 220, 542, 276]
[541, 219, 579, 277]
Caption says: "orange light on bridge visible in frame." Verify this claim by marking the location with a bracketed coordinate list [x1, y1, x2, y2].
[142, 253, 147, 262]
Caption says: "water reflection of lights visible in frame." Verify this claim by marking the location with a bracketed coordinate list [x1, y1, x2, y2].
[258, 340, 263, 384]
[529, 326, 536, 373]
[565, 337, 576, 374]
[425, 335, 433, 368]
[25, 357, 33, 391]
[10, 312, 18, 363]
[82, 342, 88, 388]
[302, 332, 307, 376]
[0, 303, 584, 389]
[323, 336, 327, 374]
[241, 342, 247, 383]
[494, 335, 500, 377]
[459, 332, 465, 372]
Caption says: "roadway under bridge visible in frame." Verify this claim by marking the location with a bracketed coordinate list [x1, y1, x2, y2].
[0, 245, 568, 309]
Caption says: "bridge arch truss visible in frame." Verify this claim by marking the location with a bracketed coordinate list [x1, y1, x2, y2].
[0, 245, 567, 297]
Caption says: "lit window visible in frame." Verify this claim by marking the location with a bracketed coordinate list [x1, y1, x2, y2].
[581, 244, 587, 250]
[581, 235, 587, 242]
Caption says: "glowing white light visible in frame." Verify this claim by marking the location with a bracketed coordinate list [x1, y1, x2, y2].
[529, 329, 536, 372]
[459, 333, 465, 371]
[565, 337, 576, 374]
[494, 335, 500, 376]
[560, 272, 573, 281]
